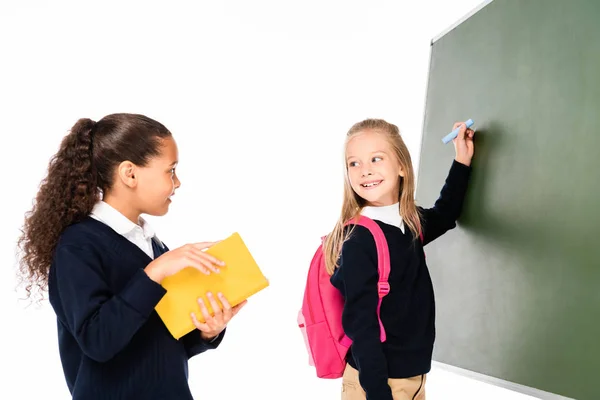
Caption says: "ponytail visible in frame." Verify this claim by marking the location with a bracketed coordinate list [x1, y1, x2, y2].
[17, 118, 99, 302]
[18, 113, 172, 302]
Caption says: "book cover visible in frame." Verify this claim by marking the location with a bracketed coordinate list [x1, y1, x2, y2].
[155, 232, 269, 339]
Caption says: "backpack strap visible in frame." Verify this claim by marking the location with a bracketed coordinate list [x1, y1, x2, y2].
[345, 215, 391, 343]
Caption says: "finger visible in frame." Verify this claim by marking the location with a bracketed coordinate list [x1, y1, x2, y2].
[466, 128, 475, 138]
[191, 311, 210, 332]
[196, 254, 222, 274]
[191, 247, 225, 267]
[197, 252, 225, 271]
[186, 250, 221, 274]
[452, 122, 462, 130]
[197, 297, 215, 327]
[231, 300, 248, 317]
[206, 292, 223, 323]
[185, 254, 212, 275]
[456, 122, 467, 141]
[217, 292, 233, 321]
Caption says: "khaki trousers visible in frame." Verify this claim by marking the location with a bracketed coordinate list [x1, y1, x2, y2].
[341, 364, 426, 400]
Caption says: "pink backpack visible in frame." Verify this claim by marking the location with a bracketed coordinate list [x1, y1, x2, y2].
[297, 215, 392, 379]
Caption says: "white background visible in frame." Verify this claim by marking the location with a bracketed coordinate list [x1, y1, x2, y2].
[0, 1, 540, 399]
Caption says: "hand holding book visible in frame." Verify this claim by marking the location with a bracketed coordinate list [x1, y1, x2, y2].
[155, 232, 269, 339]
[145, 242, 224, 283]
[191, 292, 247, 341]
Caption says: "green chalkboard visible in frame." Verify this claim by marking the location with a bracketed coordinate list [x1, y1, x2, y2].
[415, 1, 600, 399]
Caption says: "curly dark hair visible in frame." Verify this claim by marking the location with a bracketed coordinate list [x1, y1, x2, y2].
[17, 113, 171, 303]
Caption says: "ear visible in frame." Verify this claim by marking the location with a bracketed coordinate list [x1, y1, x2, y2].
[398, 165, 405, 178]
[117, 161, 138, 188]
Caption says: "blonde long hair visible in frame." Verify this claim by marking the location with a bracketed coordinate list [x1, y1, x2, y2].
[323, 119, 422, 275]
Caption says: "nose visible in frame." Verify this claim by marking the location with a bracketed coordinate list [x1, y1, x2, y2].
[173, 174, 181, 189]
[360, 165, 373, 177]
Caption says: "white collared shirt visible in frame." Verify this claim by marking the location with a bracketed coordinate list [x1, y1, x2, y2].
[90, 201, 158, 259]
[360, 202, 405, 233]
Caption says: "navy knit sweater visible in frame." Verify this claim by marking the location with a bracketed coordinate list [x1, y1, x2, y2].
[330, 160, 471, 400]
[48, 217, 224, 399]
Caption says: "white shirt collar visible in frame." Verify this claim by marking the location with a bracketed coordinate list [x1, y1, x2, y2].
[90, 201, 156, 240]
[360, 202, 405, 233]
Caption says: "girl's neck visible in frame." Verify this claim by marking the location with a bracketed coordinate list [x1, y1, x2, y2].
[101, 192, 141, 224]
[365, 195, 400, 207]
[365, 201, 399, 208]
[360, 201, 404, 232]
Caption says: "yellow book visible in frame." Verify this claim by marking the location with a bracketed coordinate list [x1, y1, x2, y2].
[155, 232, 269, 339]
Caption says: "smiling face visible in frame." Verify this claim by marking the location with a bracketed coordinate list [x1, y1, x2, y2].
[345, 129, 404, 207]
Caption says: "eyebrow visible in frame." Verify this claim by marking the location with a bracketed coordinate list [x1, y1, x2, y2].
[169, 161, 178, 167]
[346, 150, 388, 161]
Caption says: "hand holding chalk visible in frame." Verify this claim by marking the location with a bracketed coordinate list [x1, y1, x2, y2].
[442, 118, 474, 144]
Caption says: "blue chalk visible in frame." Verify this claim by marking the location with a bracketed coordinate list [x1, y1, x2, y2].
[442, 119, 474, 144]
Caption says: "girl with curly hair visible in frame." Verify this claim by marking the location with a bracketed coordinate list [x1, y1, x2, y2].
[17, 113, 245, 400]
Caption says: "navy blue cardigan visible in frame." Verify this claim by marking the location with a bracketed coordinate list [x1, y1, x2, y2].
[48, 217, 224, 399]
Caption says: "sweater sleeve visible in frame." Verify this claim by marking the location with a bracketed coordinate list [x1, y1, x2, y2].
[420, 160, 472, 246]
[53, 244, 167, 363]
[337, 226, 393, 400]
[181, 328, 226, 358]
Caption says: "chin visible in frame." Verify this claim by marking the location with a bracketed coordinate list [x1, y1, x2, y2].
[356, 182, 397, 206]
[147, 204, 170, 217]
[159, 204, 171, 216]
[360, 191, 397, 207]
[357, 192, 379, 205]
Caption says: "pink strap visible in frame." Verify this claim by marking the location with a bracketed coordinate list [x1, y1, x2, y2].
[345, 216, 391, 343]
[340, 335, 352, 348]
